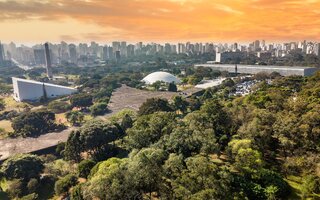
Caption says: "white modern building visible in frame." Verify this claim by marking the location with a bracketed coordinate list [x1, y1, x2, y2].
[12, 77, 77, 102]
[194, 64, 318, 77]
[142, 71, 181, 84]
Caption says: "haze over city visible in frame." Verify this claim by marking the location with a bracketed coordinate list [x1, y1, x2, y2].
[0, 0, 320, 43]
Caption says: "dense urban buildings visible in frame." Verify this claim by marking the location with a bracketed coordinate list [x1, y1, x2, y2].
[12, 77, 77, 102]
[0, 40, 320, 68]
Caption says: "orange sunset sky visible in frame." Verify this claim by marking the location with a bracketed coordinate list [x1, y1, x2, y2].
[0, 0, 320, 44]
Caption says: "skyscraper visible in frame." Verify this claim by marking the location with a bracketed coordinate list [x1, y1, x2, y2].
[33, 49, 46, 65]
[0, 42, 5, 63]
[126, 44, 135, 57]
[115, 50, 121, 63]
[120, 41, 127, 57]
[68, 44, 77, 64]
[44, 43, 53, 79]
[102, 46, 109, 61]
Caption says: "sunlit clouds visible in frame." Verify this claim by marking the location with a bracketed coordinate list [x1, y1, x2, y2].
[0, 0, 319, 43]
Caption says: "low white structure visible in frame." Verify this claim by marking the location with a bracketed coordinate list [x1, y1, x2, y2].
[12, 77, 77, 102]
[194, 64, 318, 77]
[142, 71, 181, 84]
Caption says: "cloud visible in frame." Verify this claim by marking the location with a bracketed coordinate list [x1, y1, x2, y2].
[0, 0, 319, 42]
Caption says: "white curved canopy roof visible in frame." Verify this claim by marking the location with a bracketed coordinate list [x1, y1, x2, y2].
[142, 71, 181, 84]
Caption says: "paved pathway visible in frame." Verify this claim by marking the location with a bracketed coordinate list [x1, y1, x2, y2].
[105, 85, 178, 116]
[0, 128, 75, 160]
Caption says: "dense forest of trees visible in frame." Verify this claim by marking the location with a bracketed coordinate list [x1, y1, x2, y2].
[1, 71, 320, 199]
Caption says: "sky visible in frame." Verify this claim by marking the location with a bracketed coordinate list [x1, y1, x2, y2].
[0, 0, 320, 44]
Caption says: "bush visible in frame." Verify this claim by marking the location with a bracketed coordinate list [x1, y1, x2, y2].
[70, 183, 84, 200]
[90, 102, 108, 116]
[301, 175, 320, 198]
[26, 178, 39, 193]
[11, 110, 57, 137]
[55, 142, 65, 157]
[54, 174, 78, 195]
[20, 193, 38, 200]
[6, 179, 25, 198]
[48, 101, 71, 113]
[1, 154, 44, 180]
[168, 82, 177, 92]
[138, 98, 173, 116]
[70, 93, 93, 108]
[78, 160, 96, 179]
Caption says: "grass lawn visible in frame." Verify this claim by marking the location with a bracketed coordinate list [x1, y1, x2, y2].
[0, 120, 13, 133]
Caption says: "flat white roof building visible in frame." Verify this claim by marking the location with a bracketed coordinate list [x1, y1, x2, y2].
[142, 71, 181, 84]
[12, 77, 77, 102]
[194, 64, 318, 77]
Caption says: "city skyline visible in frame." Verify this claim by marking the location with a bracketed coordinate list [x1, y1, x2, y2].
[0, 0, 320, 43]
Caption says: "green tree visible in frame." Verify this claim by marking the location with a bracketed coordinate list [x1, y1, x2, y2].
[138, 98, 173, 116]
[54, 174, 78, 195]
[48, 101, 71, 113]
[78, 160, 96, 179]
[65, 111, 84, 126]
[70, 93, 93, 108]
[12, 110, 57, 137]
[70, 183, 84, 200]
[64, 121, 119, 162]
[90, 102, 108, 116]
[126, 112, 176, 149]
[234, 148, 263, 174]
[64, 130, 83, 162]
[168, 82, 178, 92]
[152, 81, 162, 91]
[172, 96, 189, 114]
[1, 154, 44, 180]
[82, 158, 141, 200]
[128, 148, 167, 198]
[121, 114, 133, 131]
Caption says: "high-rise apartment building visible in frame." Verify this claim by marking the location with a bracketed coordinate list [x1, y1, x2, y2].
[44, 43, 53, 79]
[120, 41, 127, 57]
[33, 49, 46, 65]
[127, 44, 135, 57]
[69, 44, 77, 64]
[0, 42, 6, 63]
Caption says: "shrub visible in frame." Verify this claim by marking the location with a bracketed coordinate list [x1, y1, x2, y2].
[1, 154, 44, 180]
[70, 183, 84, 200]
[6, 179, 25, 198]
[48, 101, 71, 113]
[90, 102, 108, 116]
[11, 110, 57, 137]
[26, 178, 39, 193]
[78, 160, 96, 179]
[70, 94, 93, 108]
[54, 174, 78, 195]
[20, 193, 38, 200]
